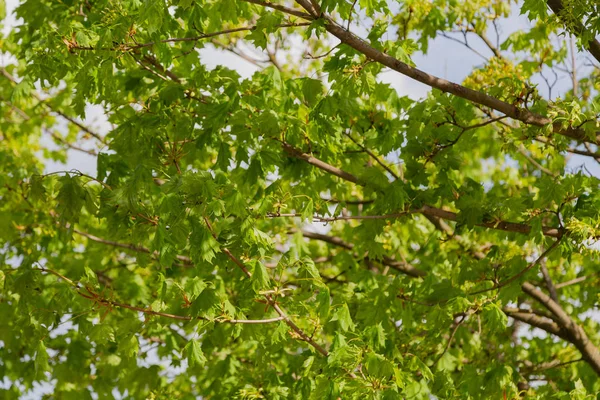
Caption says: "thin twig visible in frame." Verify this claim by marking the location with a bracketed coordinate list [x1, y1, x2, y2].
[33, 266, 284, 324]
[45, 130, 97, 156]
[539, 258, 559, 302]
[242, 0, 314, 19]
[267, 211, 413, 222]
[516, 145, 558, 177]
[38, 170, 111, 190]
[433, 314, 467, 367]
[0, 68, 105, 143]
[555, 274, 597, 289]
[282, 142, 563, 239]
[344, 132, 400, 180]
[69, 23, 311, 52]
[202, 216, 332, 358]
[469, 239, 562, 295]
[74, 229, 193, 266]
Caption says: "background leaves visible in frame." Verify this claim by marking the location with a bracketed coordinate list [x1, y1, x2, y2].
[1, 0, 600, 398]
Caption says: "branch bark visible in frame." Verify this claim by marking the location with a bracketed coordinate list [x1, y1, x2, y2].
[34, 266, 284, 324]
[268, 0, 599, 143]
[522, 281, 600, 375]
[282, 142, 563, 238]
[546, 0, 600, 64]
[297, 229, 426, 277]
[503, 309, 568, 340]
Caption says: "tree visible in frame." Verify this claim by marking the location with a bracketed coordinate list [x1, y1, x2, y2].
[1, 0, 600, 397]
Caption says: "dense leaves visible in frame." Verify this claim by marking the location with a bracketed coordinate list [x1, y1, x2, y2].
[1, 0, 600, 398]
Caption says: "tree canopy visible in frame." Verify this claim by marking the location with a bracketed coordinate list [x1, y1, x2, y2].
[1, 0, 600, 398]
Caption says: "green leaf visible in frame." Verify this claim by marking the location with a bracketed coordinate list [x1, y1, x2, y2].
[55, 175, 86, 221]
[408, 355, 434, 381]
[246, 29, 268, 50]
[189, 222, 221, 264]
[2, 1, 596, 396]
[118, 335, 139, 358]
[300, 198, 314, 222]
[301, 78, 324, 107]
[251, 260, 270, 292]
[29, 175, 46, 203]
[299, 257, 320, 280]
[186, 277, 207, 300]
[184, 339, 207, 368]
[483, 303, 508, 332]
[316, 288, 330, 323]
[35, 341, 50, 378]
[364, 353, 394, 379]
[89, 324, 115, 344]
[330, 303, 355, 332]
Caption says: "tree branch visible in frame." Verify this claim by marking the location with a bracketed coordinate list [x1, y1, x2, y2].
[268, 211, 413, 222]
[546, 0, 600, 64]
[69, 23, 311, 52]
[282, 142, 563, 238]
[433, 313, 467, 367]
[287, 2, 599, 143]
[469, 239, 562, 295]
[522, 281, 600, 375]
[539, 258, 559, 302]
[344, 132, 400, 180]
[555, 274, 597, 289]
[34, 266, 284, 324]
[516, 145, 558, 177]
[74, 229, 193, 266]
[297, 229, 427, 277]
[202, 217, 331, 358]
[504, 309, 568, 340]
[242, 0, 314, 19]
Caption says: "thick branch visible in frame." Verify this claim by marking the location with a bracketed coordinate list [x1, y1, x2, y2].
[546, 0, 600, 64]
[504, 309, 568, 340]
[522, 281, 600, 375]
[287, 2, 599, 143]
[414, 187, 600, 376]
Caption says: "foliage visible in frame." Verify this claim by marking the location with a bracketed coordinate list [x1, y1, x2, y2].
[1, 0, 600, 398]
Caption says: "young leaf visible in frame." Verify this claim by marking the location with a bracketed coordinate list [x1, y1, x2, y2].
[330, 303, 355, 332]
[184, 339, 207, 368]
[35, 341, 50, 378]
